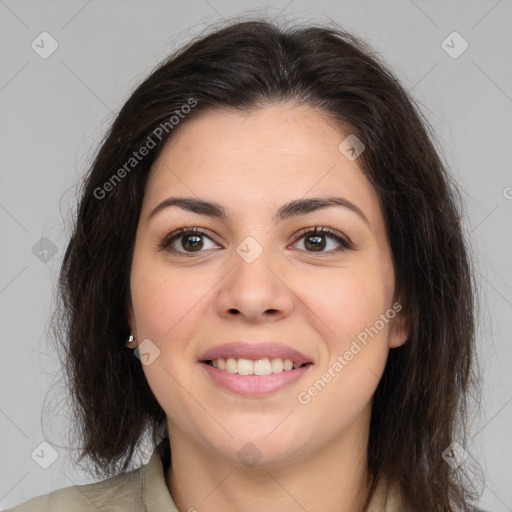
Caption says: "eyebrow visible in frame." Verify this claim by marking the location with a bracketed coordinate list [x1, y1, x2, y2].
[148, 196, 370, 227]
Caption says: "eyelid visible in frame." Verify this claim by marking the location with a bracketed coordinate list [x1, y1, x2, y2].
[290, 225, 353, 250]
[159, 225, 353, 255]
[159, 227, 220, 253]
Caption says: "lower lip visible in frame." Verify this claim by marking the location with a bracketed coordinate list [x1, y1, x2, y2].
[200, 362, 313, 396]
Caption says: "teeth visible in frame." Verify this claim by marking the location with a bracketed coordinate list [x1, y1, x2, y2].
[209, 357, 306, 375]
[270, 358, 283, 373]
[237, 358, 253, 375]
[254, 358, 272, 376]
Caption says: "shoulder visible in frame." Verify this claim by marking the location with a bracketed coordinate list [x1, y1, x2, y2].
[5, 465, 143, 512]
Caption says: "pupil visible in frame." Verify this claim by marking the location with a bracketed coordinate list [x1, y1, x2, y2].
[306, 234, 325, 251]
[183, 234, 202, 251]
[180, 233, 327, 252]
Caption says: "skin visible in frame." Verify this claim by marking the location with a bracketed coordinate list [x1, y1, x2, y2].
[127, 103, 409, 512]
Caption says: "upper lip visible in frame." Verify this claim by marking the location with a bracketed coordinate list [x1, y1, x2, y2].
[199, 342, 313, 365]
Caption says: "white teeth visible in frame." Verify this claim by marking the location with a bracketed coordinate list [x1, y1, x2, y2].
[253, 358, 272, 376]
[237, 358, 253, 375]
[226, 357, 238, 374]
[270, 358, 283, 373]
[209, 357, 305, 375]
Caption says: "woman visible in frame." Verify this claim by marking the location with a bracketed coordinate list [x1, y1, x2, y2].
[8, 17, 482, 512]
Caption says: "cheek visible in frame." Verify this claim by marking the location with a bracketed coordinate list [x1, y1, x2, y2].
[301, 266, 391, 344]
[129, 259, 204, 418]
[130, 256, 212, 343]
[297, 267, 392, 398]
[296, 276, 391, 429]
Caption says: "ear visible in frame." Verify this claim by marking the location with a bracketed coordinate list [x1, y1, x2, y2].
[389, 300, 410, 349]
[125, 298, 138, 347]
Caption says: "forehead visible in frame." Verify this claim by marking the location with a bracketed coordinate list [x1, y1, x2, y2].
[142, 104, 381, 229]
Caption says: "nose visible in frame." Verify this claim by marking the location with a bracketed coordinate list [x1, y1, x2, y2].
[215, 243, 294, 324]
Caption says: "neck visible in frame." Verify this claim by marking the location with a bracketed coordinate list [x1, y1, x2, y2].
[166, 405, 373, 512]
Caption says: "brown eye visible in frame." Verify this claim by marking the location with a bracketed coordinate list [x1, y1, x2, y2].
[304, 233, 326, 251]
[160, 228, 219, 255]
[179, 233, 203, 252]
[292, 227, 352, 254]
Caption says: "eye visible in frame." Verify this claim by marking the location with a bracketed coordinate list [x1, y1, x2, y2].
[159, 225, 353, 257]
[159, 227, 219, 256]
[290, 226, 353, 254]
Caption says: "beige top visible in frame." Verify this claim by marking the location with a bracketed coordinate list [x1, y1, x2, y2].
[7, 438, 402, 511]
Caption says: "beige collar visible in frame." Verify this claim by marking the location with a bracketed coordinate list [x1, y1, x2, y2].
[366, 475, 402, 511]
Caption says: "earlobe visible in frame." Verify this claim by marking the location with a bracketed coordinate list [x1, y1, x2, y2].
[389, 306, 410, 348]
[126, 300, 138, 345]
[125, 334, 137, 348]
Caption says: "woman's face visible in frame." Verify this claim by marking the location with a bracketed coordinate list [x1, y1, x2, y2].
[128, 104, 408, 467]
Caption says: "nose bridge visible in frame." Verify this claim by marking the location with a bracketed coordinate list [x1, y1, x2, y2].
[215, 231, 293, 320]
[232, 232, 279, 291]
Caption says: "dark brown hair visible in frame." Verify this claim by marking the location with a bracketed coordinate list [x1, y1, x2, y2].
[53, 16, 480, 511]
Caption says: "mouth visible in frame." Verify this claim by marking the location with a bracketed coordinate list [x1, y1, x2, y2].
[200, 357, 313, 396]
[201, 357, 313, 375]
[198, 342, 314, 394]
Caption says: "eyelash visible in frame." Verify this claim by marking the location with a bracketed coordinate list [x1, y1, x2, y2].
[159, 226, 353, 257]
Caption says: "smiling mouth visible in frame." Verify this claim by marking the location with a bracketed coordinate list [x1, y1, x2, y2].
[203, 357, 312, 376]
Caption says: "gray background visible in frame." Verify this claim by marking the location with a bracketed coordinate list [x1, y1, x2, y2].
[0, 0, 511, 510]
